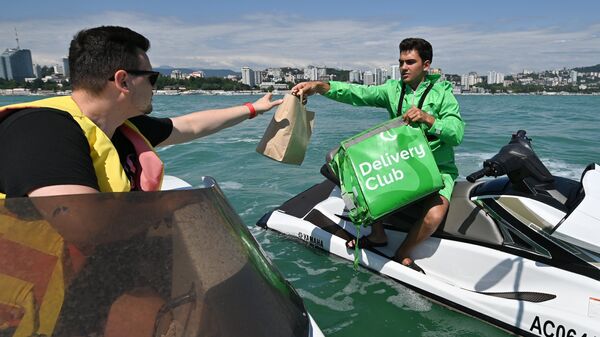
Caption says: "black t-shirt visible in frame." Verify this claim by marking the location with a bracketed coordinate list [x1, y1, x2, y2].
[0, 108, 173, 197]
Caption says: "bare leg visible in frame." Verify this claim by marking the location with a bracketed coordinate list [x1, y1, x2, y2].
[104, 287, 172, 337]
[394, 194, 449, 266]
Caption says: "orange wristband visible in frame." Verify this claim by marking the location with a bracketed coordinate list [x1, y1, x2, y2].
[244, 102, 257, 119]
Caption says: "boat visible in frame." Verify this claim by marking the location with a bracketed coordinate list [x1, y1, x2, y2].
[257, 130, 600, 336]
[1, 176, 323, 337]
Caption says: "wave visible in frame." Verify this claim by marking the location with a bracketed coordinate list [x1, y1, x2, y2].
[219, 181, 243, 190]
[209, 137, 262, 144]
[456, 151, 586, 180]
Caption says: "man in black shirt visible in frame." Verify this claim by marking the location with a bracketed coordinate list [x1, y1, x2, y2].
[0, 26, 282, 198]
[0, 26, 283, 337]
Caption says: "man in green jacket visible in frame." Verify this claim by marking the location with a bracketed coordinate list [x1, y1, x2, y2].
[291, 38, 465, 269]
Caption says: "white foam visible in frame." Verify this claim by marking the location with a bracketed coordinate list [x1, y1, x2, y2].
[238, 201, 258, 217]
[296, 288, 354, 312]
[211, 137, 261, 144]
[455, 152, 497, 177]
[456, 152, 587, 181]
[292, 259, 338, 276]
[540, 158, 586, 180]
[376, 276, 432, 312]
[322, 317, 355, 335]
[386, 292, 432, 312]
[332, 272, 432, 312]
[421, 329, 460, 337]
[155, 144, 175, 152]
[219, 181, 243, 190]
[420, 311, 492, 337]
[341, 276, 368, 295]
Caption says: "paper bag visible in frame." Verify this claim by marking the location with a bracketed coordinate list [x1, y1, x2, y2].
[256, 94, 315, 165]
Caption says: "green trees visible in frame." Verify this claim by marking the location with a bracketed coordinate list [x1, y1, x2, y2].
[0, 79, 19, 89]
[155, 76, 252, 91]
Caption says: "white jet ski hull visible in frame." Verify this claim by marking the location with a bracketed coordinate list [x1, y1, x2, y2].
[259, 181, 600, 337]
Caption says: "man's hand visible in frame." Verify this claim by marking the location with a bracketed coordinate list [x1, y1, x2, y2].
[290, 81, 330, 98]
[402, 106, 435, 127]
[252, 93, 284, 115]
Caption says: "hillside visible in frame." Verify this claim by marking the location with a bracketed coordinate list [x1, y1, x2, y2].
[154, 66, 240, 78]
[573, 64, 600, 72]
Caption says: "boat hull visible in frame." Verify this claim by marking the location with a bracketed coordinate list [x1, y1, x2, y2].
[259, 181, 600, 336]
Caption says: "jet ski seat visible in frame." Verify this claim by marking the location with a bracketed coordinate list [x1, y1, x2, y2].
[383, 181, 505, 246]
[320, 146, 342, 186]
[320, 164, 340, 186]
[440, 182, 504, 245]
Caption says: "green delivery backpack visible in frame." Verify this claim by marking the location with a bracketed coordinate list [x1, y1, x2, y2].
[329, 117, 443, 226]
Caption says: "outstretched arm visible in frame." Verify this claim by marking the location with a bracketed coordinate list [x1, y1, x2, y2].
[159, 93, 283, 146]
[292, 80, 390, 109]
[290, 81, 331, 97]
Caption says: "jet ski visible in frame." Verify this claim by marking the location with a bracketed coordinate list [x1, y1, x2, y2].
[0, 176, 323, 337]
[257, 130, 600, 336]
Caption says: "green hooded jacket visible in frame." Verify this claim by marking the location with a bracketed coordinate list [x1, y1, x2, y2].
[323, 74, 464, 178]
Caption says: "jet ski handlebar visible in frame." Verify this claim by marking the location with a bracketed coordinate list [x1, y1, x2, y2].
[466, 160, 505, 183]
[466, 130, 554, 188]
[466, 167, 490, 183]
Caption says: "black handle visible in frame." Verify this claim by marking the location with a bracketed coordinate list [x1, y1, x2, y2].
[467, 168, 488, 183]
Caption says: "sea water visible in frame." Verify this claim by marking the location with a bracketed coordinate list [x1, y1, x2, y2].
[2, 94, 598, 336]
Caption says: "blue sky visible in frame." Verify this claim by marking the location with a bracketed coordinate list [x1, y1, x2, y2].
[2, 0, 599, 74]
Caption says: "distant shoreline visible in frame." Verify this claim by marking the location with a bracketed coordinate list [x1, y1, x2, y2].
[1, 89, 599, 97]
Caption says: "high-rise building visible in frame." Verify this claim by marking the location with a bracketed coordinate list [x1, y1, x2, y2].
[254, 70, 264, 86]
[62, 57, 70, 79]
[0, 48, 34, 81]
[317, 67, 327, 78]
[363, 71, 375, 85]
[349, 70, 362, 83]
[461, 72, 479, 89]
[430, 68, 443, 76]
[170, 69, 184, 79]
[33, 64, 42, 78]
[304, 66, 318, 81]
[374, 68, 384, 85]
[189, 71, 205, 78]
[570, 70, 578, 83]
[390, 65, 400, 80]
[53, 64, 62, 75]
[241, 67, 255, 86]
[487, 71, 504, 85]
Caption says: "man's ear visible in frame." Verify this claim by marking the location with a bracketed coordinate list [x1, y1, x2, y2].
[423, 60, 431, 72]
[113, 70, 129, 92]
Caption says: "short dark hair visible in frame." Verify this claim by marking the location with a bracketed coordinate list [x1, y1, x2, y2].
[69, 26, 150, 94]
[399, 38, 433, 63]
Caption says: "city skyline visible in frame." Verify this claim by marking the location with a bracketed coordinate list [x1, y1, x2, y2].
[1, 1, 599, 74]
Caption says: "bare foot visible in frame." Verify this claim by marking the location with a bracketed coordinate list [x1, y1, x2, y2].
[393, 256, 425, 274]
[392, 255, 413, 266]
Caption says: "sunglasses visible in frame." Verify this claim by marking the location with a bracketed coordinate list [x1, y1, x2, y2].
[109, 70, 160, 86]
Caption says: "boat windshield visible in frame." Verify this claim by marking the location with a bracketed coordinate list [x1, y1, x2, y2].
[0, 185, 309, 337]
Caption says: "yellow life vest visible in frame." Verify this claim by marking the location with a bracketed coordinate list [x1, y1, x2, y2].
[0, 213, 67, 337]
[0, 96, 164, 336]
[0, 96, 165, 197]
